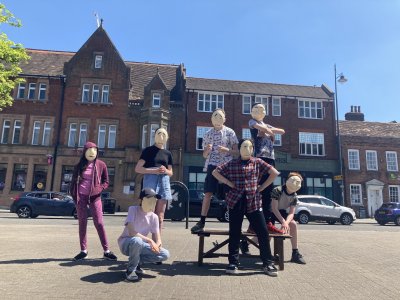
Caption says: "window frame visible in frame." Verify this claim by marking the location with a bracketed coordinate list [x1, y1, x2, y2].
[78, 123, 88, 147]
[82, 84, 90, 103]
[1, 120, 11, 144]
[299, 132, 325, 156]
[272, 96, 281, 116]
[242, 95, 252, 114]
[28, 83, 36, 100]
[388, 185, 400, 202]
[42, 122, 51, 146]
[386, 151, 398, 171]
[152, 93, 161, 108]
[101, 85, 110, 103]
[298, 99, 323, 119]
[32, 121, 41, 145]
[141, 124, 148, 149]
[366, 150, 378, 171]
[242, 128, 251, 139]
[68, 123, 77, 147]
[92, 84, 100, 103]
[12, 120, 22, 144]
[348, 149, 360, 170]
[350, 184, 362, 205]
[197, 91, 224, 112]
[38, 83, 47, 100]
[94, 55, 103, 69]
[17, 83, 26, 99]
[274, 133, 282, 146]
[196, 126, 213, 150]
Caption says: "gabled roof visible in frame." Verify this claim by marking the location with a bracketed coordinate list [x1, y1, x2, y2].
[186, 77, 331, 99]
[126, 62, 179, 100]
[340, 120, 400, 138]
[21, 49, 74, 76]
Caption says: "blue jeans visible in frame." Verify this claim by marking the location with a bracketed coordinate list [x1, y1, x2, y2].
[121, 237, 170, 272]
[143, 174, 172, 200]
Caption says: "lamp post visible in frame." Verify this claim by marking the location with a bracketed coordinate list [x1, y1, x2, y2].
[334, 64, 347, 205]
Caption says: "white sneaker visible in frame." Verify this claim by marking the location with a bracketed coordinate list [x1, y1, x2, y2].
[126, 270, 139, 281]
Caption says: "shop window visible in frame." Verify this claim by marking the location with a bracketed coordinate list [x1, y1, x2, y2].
[108, 167, 115, 189]
[32, 165, 47, 191]
[0, 163, 7, 192]
[60, 166, 74, 193]
[12, 164, 28, 191]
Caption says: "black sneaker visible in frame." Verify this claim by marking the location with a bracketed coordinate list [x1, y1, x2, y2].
[291, 251, 306, 264]
[191, 221, 205, 233]
[239, 240, 251, 255]
[103, 251, 117, 261]
[225, 263, 239, 274]
[136, 265, 145, 275]
[125, 269, 139, 281]
[263, 263, 278, 277]
[73, 251, 87, 261]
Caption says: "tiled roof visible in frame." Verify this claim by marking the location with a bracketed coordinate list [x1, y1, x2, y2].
[340, 120, 400, 138]
[21, 49, 74, 76]
[186, 77, 331, 99]
[126, 62, 179, 100]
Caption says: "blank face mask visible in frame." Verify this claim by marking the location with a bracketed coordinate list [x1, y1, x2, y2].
[141, 196, 158, 213]
[85, 147, 97, 162]
[286, 175, 302, 193]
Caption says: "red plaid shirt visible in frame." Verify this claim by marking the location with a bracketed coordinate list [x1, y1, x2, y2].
[216, 157, 271, 213]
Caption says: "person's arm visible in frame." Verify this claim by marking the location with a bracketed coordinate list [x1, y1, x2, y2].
[100, 161, 109, 190]
[152, 231, 162, 248]
[271, 127, 285, 135]
[135, 159, 159, 175]
[126, 222, 160, 253]
[253, 123, 274, 136]
[271, 199, 289, 233]
[286, 205, 296, 223]
[212, 169, 235, 189]
[257, 166, 279, 193]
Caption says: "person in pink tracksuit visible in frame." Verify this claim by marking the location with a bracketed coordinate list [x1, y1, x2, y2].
[70, 141, 117, 261]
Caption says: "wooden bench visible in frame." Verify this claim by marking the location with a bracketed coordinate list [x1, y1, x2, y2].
[194, 229, 292, 270]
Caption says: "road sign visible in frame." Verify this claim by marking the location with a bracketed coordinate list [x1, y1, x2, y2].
[334, 175, 343, 181]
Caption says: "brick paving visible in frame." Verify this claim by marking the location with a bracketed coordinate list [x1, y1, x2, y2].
[0, 211, 399, 299]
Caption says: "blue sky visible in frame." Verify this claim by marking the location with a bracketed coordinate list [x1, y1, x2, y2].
[2, 0, 400, 122]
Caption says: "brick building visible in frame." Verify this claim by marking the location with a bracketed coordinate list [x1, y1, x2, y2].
[340, 106, 400, 217]
[0, 25, 342, 210]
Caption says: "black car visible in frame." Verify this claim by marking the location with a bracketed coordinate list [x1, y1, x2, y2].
[10, 191, 116, 218]
[10, 191, 77, 218]
[189, 190, 228, 222]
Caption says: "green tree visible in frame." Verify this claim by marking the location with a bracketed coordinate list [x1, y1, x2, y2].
[0, 3, 29, 111]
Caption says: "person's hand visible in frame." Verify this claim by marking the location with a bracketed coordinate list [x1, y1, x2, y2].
[204, 144, 212, 155]
[257, 185, 264, 193]
[158, 166, 167, 174]
[217, 145, 229, 153]
[148, 240, 160, 253]
[281, 221, 289, 234]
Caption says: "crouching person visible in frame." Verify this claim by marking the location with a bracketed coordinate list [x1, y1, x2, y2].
[118, 188, 170, 282]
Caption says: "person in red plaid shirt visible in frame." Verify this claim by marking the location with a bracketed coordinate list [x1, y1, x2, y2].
[212, 139, 280, 276]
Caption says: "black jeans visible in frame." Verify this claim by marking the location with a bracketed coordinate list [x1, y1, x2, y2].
[259, 157, 275, 223]
[228, 195, 273, 266]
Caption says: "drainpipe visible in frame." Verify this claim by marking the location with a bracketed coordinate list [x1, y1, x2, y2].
[50, 75, 66, 191]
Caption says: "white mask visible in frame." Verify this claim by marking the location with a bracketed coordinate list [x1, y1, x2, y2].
[154, 128, 169, 145]
[240, 140, 253, 160]
[211, 110, 226, 129]
[251, 104, 266, 121]
[286, 175, 302, 193]
[141, 196, 158, 213]
[85, 147, 97, 162]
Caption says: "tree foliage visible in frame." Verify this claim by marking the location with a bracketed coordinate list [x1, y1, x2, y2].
[0, 3, 29, 111]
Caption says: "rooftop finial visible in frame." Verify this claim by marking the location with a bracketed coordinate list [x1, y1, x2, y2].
[94, 12, 101, 28]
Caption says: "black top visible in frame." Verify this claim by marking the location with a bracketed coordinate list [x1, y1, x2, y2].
[140, 145, 173, 168]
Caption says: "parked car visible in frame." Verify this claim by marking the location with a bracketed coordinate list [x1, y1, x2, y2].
[294, 195, 356, 225]
[10, 191, 116, 218]
[10, 191, 77, 219]
[374, 202, 400, 226]
[189, 190, 228, 222]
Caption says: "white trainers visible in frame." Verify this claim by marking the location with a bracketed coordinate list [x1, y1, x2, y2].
[125, 269, 139, 281]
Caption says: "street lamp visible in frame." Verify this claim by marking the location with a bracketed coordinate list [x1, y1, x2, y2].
[334, 64, 347, 205]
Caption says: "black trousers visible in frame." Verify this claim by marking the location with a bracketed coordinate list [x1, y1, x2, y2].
[259, 157, 275, 222]
[228, 195, 273, 266]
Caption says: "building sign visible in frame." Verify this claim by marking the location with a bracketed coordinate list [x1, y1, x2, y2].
[334, 175, 343, 181]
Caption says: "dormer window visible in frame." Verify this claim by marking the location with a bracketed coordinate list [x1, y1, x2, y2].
[94, 55, 103, 69]
[152, 93, 161, 108]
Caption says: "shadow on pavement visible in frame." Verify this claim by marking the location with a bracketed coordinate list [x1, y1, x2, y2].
[0, 258, 72, 265]
[80, 271, 125, 284]
[60, 259, 124, 268]
[151, 260, 262, 277]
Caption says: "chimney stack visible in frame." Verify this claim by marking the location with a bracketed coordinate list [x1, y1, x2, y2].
[345, 105, 365, 121]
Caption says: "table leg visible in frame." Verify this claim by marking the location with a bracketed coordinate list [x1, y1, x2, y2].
[198, 235, 204, 266]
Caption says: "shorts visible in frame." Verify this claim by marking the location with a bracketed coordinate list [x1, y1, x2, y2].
[142, 174, 172, 201]
[271, 209, 288, 224]
[203, 165, 226, 199]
